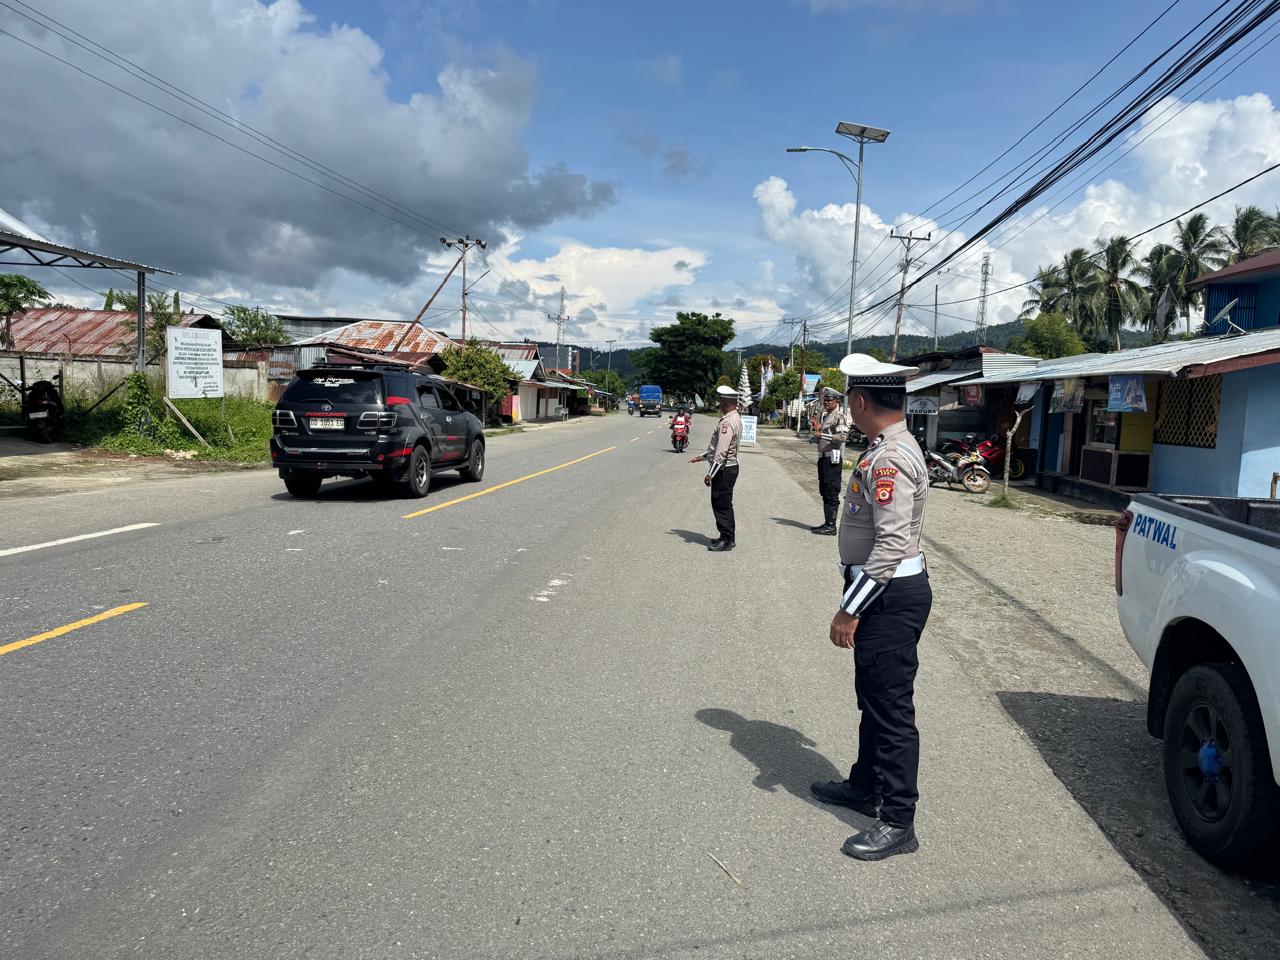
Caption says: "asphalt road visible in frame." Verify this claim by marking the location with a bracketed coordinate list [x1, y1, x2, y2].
[0, 414, 1233, 959]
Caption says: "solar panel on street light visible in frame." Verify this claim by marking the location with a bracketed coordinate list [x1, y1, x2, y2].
[835, 122, 890, 143]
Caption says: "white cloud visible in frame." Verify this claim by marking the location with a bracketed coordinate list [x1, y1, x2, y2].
[754, 93, 1280, 342]
[643, 54, 683, 90]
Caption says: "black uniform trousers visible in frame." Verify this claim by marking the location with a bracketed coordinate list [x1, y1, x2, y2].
[817, 455, 842, 524]
[710, 465, 738, 541]
[846, 570, 933, 828]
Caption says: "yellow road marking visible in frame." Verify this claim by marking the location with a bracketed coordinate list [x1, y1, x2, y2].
[0, 602, 148, 659]
[403, 447, 616, 519]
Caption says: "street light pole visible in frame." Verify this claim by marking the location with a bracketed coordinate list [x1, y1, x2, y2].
[787, 123, 889, 360]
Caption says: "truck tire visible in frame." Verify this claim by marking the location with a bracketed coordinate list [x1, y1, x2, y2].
[283, 472, 322, 498]
[459, 439, 485, 482]
[1163, 663, 1279, 869]
[402, 445, 431, 498]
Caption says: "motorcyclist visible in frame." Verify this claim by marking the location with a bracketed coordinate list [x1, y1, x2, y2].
[670, 405, 691, 432]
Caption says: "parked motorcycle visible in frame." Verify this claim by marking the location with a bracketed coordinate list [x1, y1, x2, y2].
[943, 432, 1026, 481]
[24, 379, 64, 444]
[669, 415, 690, 452]
[925, 447, 991, 494]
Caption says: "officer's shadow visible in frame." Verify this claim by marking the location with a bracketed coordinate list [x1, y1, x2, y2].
[695, 708, 873, 827]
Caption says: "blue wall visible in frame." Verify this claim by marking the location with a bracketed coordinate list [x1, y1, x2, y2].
[1149, 369, 1247, 496]
[1255, 278, 1280, 331]
[1238, 366, 1280, 497]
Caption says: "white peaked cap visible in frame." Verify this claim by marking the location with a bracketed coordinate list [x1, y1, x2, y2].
[838, 353, 919, 385]
[715, 384, 740, 397]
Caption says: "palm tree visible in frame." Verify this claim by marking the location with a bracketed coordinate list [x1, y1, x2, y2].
[1019, 265, 1063, 320]
[1166, 212, 1228, 334]
[1224, 204, 1280, 264]
[1047, 247, 1093, 333]
[1132, 242, 1179, 342]
[1082, 236, 1144, 351]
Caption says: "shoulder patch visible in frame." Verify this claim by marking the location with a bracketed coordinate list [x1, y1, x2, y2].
[874, 477, 895, 504]
[873, 466, 899, 479]
[720, 424, 728, 433]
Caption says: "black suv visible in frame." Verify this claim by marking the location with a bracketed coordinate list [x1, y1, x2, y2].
[271, 364, 486, 498]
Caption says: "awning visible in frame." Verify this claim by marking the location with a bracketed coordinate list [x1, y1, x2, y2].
[967, 326, 1280, 385]
[906, 369, 979, 393]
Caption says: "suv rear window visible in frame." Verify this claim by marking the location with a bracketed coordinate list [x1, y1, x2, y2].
[283, 374, 382, 405]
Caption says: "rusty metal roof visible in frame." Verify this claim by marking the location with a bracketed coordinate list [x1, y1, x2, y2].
[294, 319, 457, 356]
[1187, 249, 1280, 291]
[5, 308, 220, 357]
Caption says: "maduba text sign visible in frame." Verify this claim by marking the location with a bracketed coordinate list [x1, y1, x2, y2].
[166, 327, 225, 399]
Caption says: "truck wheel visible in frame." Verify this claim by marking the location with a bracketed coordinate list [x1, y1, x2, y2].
[1163, 663, 1279, 869]
[459, 439, 485, 482]
[283, 473, 322, 498]
[402, 445, 431, 498]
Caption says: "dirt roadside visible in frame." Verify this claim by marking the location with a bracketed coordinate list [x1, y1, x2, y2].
[759, 427, 1279, 960]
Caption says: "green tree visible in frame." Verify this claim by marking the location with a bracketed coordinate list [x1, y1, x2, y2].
[745, 353, 782, 392]
[439, 339, 518, 423]
[1082, 236, 1144, 351]
[103, 287, 115, 311]
[0, 274, 52, 349]
[864, 345, 889, 363]
[637, 311, 735, 399]
[791, 346, 827, 374]
[222, 304, 286, 347]
[763, 368, 800, 410]
[172, 290, 181, 316]
[818, 366, 844, 395]
[1224, 204, 1279, 264]
[1005, 311, 1086, 360]
[1046, 247, 1093, 333]
[1019, 265, 1063, 320]
[1132, 242, 1179, 343]
[119, 292, 182, 355]
[1165, 212, 1228, 336]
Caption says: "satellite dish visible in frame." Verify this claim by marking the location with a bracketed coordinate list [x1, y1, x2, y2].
[1209, 298, 1240, 333]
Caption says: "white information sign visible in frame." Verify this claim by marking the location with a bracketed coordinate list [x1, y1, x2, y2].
[907, 396, 940, 415]
[740, 415, 758, 445]
[166, 326, 224, 399]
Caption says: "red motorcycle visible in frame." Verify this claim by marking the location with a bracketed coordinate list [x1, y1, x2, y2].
[942, 432, 1026, 481]
[669, 415, 690, 452]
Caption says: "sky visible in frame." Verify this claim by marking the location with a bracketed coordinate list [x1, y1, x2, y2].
[3, 0, 1280, 353]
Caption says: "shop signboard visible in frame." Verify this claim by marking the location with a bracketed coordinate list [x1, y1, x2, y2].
[907, 396, 940, 415]
[1049, 377, 1084, 414]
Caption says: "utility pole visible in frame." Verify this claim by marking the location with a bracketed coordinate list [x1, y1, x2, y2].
[796, 318, 808, 438]
[549, 286, 568, 373]
[976, 252, 991, 345]
[439, 235, 486, 342]
[889, 230, 930, 361]
[605, 339, 616, 379]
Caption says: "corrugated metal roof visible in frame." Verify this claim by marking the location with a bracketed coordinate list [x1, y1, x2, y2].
[971, 327, 1280, 384]
[906, 369, 978, 393]
[1187, 249, 1280, 291]
[981, 352, 1040, 375]
[6, 308, 219, 357]
[294, 320, 457, 356]
[507, 358, 541, 379]
[0, 227, 174, 275]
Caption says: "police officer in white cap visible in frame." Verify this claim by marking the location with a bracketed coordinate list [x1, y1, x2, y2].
[810, 386, 850, 535]
[689, 384, 742, 551]
[810, 353, 933, 861]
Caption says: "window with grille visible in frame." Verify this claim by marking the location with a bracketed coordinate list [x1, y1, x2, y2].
[1153, 375, 1220, 448]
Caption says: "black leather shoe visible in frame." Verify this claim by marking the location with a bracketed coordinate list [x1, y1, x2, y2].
[708, 538, 734, 552]
[810, 780, 879, 818]
[841, 821, 918, 861]
[809, 522, 836, 535]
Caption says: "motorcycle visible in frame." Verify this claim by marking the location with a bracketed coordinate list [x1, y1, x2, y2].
[24, 379, 65, 444]
[942, 432, 1026, 481]
[925, 447, 991, 494]
[669, 416, 690, 452]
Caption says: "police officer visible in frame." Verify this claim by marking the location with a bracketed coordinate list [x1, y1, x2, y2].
[810, 354, 932, 861]
[810, 386, 850, 535]
[689, 384, 741, 552]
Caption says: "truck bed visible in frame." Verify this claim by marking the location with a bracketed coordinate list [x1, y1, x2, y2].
[1133, 493, 1280, 542]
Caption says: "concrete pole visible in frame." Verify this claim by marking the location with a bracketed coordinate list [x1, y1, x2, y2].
[135, 271, 146, 372]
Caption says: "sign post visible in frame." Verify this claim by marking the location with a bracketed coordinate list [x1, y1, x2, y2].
[740, 415, 758, 445]
[166, 327, 224, 399]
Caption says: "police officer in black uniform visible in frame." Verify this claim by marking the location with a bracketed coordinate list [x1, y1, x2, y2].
[811, 354, 933, 862]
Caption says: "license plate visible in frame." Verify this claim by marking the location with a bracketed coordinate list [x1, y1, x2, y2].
[27, 410, 49, 420]
[309, 416, 344, 430]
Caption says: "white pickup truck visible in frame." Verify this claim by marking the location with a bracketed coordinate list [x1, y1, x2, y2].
[1116, 493, 1280, 868]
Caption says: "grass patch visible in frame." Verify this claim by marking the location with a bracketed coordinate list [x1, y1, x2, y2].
[985, 491, 1020, 509]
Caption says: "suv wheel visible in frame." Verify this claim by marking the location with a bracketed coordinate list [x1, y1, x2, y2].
[1163, 663, 1279, 868]
[284, 472, 322, 498]
[403, 445, 431, 498]
[460, 440, 485, 482]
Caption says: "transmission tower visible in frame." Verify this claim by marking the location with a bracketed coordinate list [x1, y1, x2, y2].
[976, 253, 991, 345]
[549, 287, 568, 372]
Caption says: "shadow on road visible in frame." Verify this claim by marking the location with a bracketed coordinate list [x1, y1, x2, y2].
[269, 473, 468, 503]
[998, 690, 1280, 960]
[695, 708, 871, 828]
[770, 516, 816, 531]
[670, 528, 715, 546]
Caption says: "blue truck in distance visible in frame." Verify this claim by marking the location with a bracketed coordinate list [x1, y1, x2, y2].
[637, 384, 663, 417]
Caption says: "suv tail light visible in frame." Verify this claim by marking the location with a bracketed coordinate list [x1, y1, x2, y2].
[272, 409, 297, 428]
[1114, 509, 1134, 595]
[358, 411, 397, 430]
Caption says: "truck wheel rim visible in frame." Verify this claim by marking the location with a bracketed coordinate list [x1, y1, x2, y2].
[474, 447, 483, 475]
[415, 455, 428, 487]
[1180, 700, 1233, 822]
